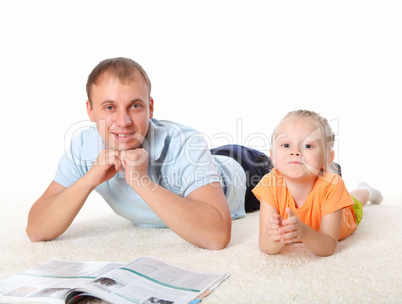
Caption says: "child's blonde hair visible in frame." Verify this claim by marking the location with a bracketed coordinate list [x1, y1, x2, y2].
[272, 110, 336, 173]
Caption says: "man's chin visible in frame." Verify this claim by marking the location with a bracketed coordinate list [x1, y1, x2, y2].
[112, 142, 142, 151]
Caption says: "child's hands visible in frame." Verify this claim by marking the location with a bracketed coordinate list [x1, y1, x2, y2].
[265, 213, 284, 242]
[278, 207, 307, 243]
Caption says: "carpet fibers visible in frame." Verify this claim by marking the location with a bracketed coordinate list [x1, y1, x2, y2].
[1, 194, 401, 303]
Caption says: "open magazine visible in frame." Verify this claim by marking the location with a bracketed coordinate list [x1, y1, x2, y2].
[0, 256, 229, 304]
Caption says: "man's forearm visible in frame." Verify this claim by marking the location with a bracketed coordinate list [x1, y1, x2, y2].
[129, 177, 232, 250]
[26, 177, 95, 242]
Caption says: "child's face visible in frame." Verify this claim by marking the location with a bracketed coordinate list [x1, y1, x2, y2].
[271, 116, 326, 183]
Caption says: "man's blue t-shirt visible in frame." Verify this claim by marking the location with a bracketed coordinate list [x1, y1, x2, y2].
[54, 118, 246, 227]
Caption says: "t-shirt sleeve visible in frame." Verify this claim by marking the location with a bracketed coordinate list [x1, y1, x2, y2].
[53, 131, 94, 188]
[168, 132, 220, 197]
[252, 173, 276, 207]
[54, 153, 83, 188]
[320, 175, 355, 216]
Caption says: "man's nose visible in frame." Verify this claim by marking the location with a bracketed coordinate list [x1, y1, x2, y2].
[116, 110, 131, 127]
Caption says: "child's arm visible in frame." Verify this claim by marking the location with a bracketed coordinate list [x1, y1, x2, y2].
[279, 207, 343, 256]
[259, 199, 286, 254]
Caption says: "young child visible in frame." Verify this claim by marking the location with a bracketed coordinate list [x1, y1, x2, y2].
[252, 110, 382, 256]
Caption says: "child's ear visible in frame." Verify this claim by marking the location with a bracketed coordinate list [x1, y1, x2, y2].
[327, 150, 335, 168]
[270, 149, 276, 166]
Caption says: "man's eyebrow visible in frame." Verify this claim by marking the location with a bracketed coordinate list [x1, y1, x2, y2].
[100, 99, 115, 106]
[129, 98, 146, 103]
[99, 98, 145, 106]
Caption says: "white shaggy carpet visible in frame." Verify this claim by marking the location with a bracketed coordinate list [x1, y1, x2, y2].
[1, 192, 401, 303]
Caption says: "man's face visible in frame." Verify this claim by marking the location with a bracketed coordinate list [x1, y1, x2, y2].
[86, 74, 154, 151]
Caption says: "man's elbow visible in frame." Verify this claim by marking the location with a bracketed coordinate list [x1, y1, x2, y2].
[26, 230, 43, 242]
[26, 228, 42, 242]
[210, 234, 231, 250]
[26, 226, 56, 242]
[201, 229, 231, 250]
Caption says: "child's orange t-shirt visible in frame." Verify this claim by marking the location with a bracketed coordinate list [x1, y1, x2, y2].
[252, 169, 357, 240]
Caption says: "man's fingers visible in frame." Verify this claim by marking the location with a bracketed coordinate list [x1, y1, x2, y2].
[106, 152, 122, 169]
[122, 149, 148, 167]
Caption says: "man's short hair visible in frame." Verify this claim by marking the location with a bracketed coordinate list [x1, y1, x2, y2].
[86, 57, 152, 105]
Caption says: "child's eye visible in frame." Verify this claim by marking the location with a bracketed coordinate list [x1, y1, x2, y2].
[303, 144, 312, 149]
[281, 144, 290, 148]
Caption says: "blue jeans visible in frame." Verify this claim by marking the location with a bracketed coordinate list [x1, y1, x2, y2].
[210, 145, 273, 212]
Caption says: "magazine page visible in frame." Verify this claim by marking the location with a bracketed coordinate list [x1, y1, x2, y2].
[0, 259, 124, 304]
[66, 256, 229, 304]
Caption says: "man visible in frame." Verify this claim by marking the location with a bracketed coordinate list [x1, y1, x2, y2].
[26, 57, 271, 249]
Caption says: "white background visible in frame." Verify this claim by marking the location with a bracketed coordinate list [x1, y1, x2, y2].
[1, 0, 401, 204]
